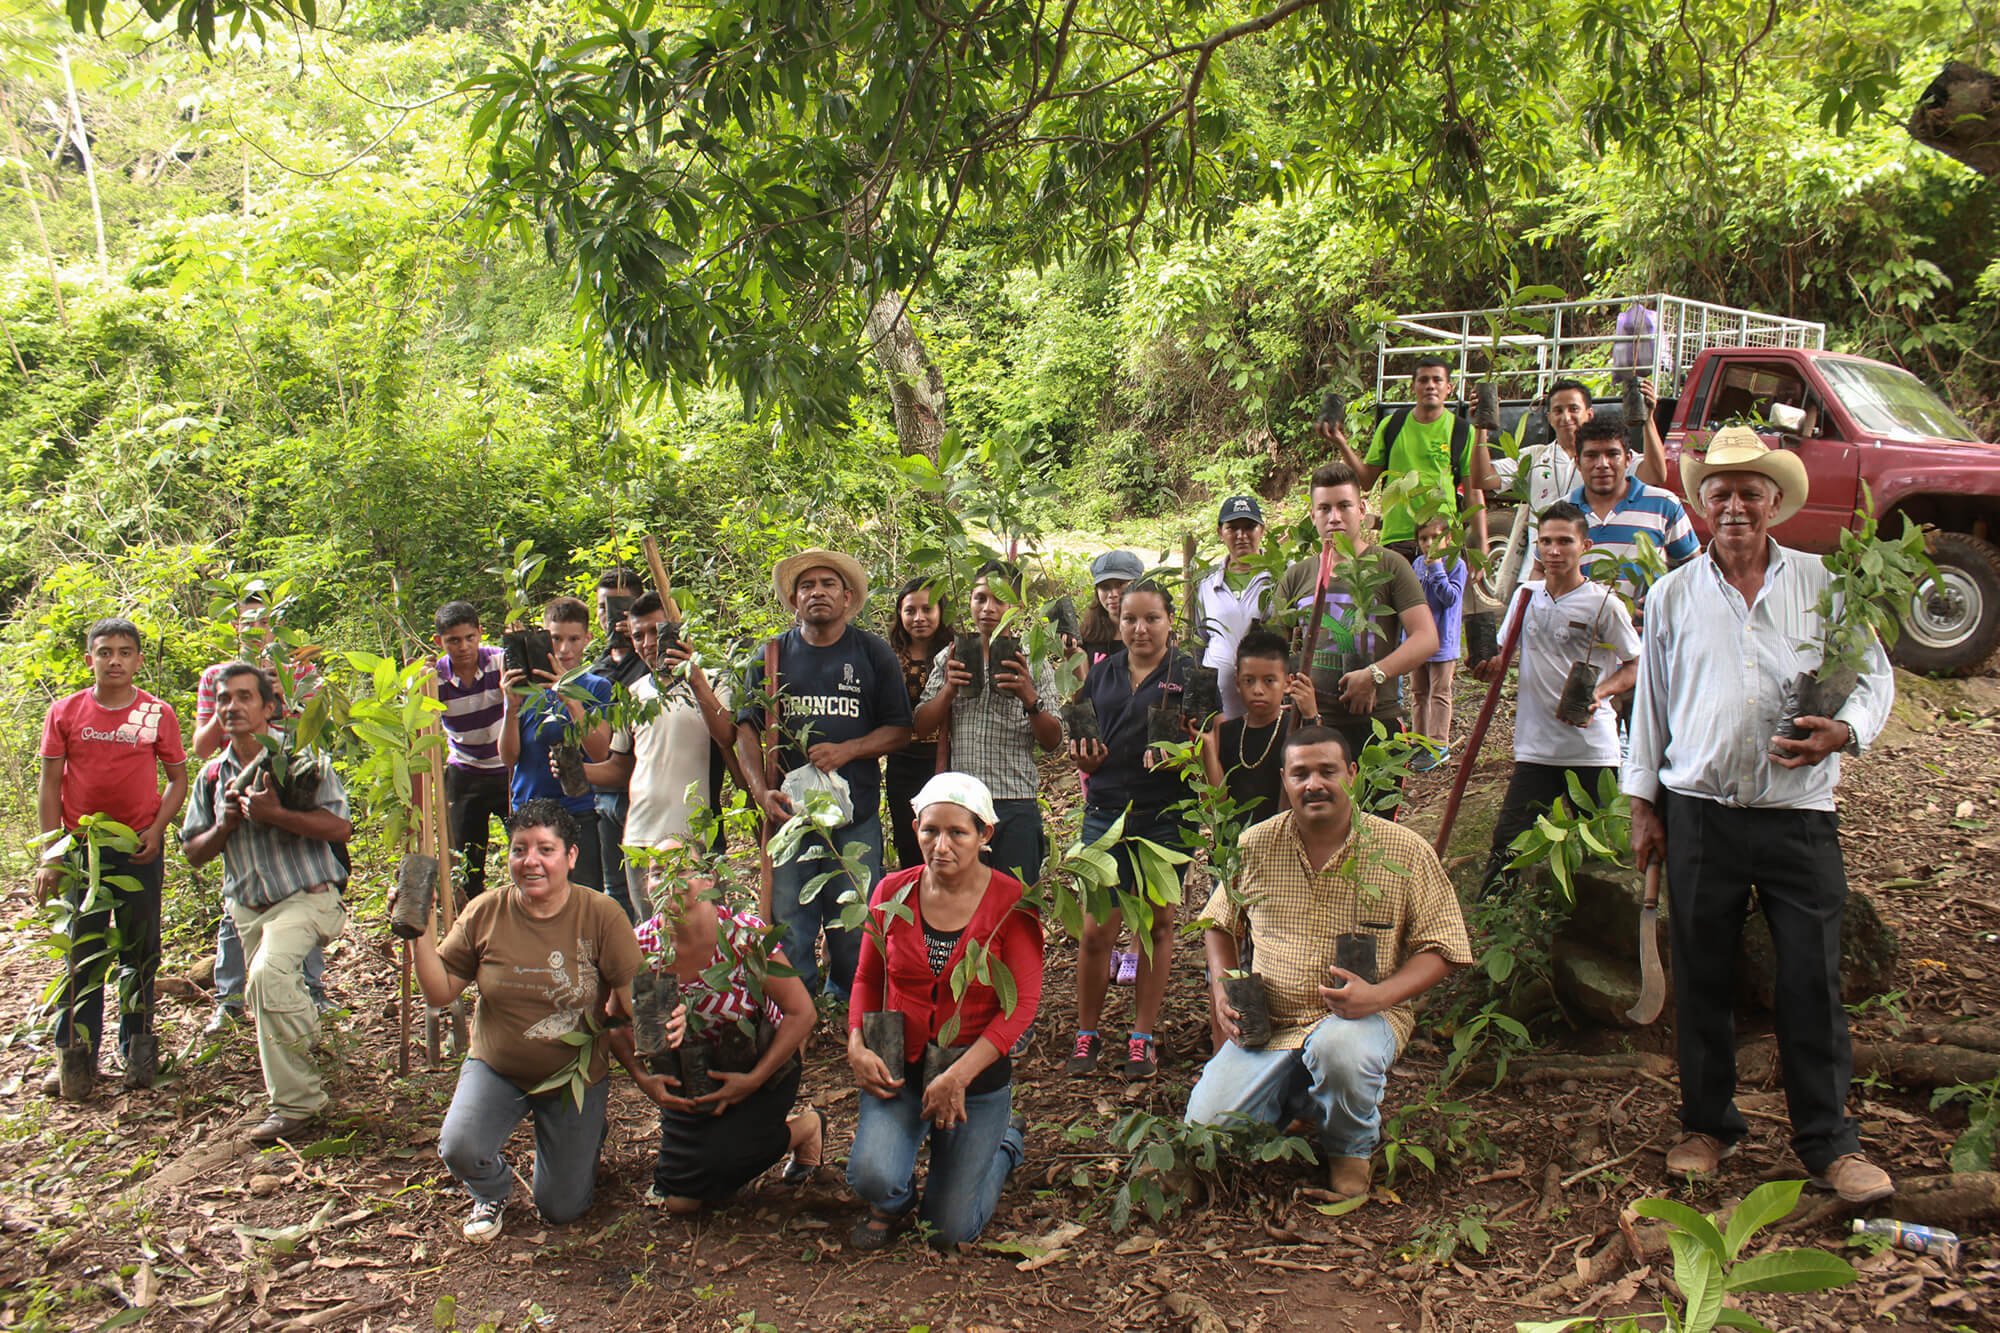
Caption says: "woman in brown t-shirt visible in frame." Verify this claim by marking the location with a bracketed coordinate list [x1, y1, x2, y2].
[399, 799, 680, 1245]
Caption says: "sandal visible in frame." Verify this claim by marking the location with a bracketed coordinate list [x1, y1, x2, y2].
[848, 1206, 909, 1251]
[779, 1106, 823, 1186]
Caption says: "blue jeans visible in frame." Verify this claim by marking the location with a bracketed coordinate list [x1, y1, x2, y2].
[771, 811, 881, 999]
[594, 790, 635, 922]
[1185, 1014, 1399, 1158]
[985, 799, 1045, 885]
[216, 910, 326, 1010]
[438, 1058, 609, 1224]
[51, 846, 161, 1059]
[846, 1079, 1024, 1246]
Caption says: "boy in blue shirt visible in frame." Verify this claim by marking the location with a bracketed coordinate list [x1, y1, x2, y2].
[499, 597, 613, 890]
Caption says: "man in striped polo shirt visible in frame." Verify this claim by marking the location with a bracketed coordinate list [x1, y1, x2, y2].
[432, 601, 508, 901]
[182, 662, 351, 1144]
[1568, 421, 1699, 617]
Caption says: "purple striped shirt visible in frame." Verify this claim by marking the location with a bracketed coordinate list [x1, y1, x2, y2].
[436, 645, 506, 771]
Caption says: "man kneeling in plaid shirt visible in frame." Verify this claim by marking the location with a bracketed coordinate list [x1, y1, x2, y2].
[1187, 725, 1472, 1200]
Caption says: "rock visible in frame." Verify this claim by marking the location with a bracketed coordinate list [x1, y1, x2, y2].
[248, 1173, 283, 1196]
[1554, 946, 1644, 1028]
[1739, 887, 1899, 1008]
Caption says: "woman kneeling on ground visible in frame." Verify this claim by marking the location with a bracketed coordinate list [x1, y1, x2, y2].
[846, 773, 1043, 1250]
[400, 799, 677, 1244]
[634, 846, 819, 1212]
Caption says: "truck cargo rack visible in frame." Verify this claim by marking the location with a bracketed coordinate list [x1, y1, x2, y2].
[1376, 294, 1826, 407]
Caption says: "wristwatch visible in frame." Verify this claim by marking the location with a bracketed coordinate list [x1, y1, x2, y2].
[1023, 697, 1043, 716]
[1367, 663, 1387, 687]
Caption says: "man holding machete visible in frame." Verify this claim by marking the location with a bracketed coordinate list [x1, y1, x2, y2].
[734, 549, 912, 1000]
[1624, 429, 1895, 1204]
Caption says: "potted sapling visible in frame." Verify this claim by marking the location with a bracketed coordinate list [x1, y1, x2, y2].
[769, 785, 916, 1071]
[1776, 499, 1932, 743]
[34, 815, 146, 1097]
[1219, 969, 1273, 1048]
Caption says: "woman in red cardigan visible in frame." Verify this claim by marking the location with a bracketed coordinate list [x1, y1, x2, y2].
[845, 772, 1043, 1250]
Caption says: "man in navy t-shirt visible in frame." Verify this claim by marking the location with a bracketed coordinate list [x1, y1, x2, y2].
[499, 597, 613, 889]
[736, 548, 913, 997]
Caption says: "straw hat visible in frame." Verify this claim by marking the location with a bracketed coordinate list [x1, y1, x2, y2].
[1680, 427, 1809, 526]
[773, 548, 869, 610]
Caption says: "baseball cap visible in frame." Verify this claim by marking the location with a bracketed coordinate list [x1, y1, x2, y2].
[1217, 495, 1264, 526]
[1090, 550, 1145, 585]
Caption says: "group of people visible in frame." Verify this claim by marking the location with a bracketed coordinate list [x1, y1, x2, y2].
[32, 361, 1899, 1258]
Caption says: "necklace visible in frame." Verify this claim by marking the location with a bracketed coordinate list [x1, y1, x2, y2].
[1237, 716, 1283, 769]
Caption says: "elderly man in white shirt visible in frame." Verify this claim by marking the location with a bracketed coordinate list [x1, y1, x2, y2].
[1624, 428, 1894, 1205]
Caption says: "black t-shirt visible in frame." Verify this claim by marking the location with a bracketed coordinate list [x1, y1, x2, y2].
[1217, 716, 1285, 826]
[737, 624, 912, 822]
[1080, 648, 1197, 813]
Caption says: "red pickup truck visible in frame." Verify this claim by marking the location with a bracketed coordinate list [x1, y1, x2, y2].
[1379, 297, 2000, 674]
[1656, 347, 1998, 674]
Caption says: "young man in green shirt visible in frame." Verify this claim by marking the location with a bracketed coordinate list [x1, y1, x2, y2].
[1327, 356, 1493, 562]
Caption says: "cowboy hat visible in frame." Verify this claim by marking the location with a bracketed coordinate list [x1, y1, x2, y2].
[773, 548, 869, 609]
[1680, 426, 1809, 526]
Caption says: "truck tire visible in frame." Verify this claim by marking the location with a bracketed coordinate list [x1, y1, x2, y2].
[1894, 531, 2000, 676]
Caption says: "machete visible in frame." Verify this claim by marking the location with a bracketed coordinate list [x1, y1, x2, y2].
[1626, 862, 1666, 1025]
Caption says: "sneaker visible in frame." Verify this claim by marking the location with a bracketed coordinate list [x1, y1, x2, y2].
[204, 1006, 242, 1037]
[1008, 1019, 1034, 1060]
[462, 1199, 505, 1243]
[1064, 1032, 1102, 1076]
[1811, 1153, 1894, 1205]
[1121, 1035, 1157, 1081]
[1115, 951, 1139, 986]
[1665, 1133, 1736, 1175]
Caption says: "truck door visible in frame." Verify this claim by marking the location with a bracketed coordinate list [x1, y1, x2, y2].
[1675, 356, 1860, 550]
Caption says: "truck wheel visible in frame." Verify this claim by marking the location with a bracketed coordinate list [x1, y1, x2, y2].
[1894, 531, 2000, 676]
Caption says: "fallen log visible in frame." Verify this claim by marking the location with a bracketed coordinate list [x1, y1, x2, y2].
[1878, 1172, 2000, 1228]
[1907, 1022, 2000, 1054]
[1491, 1053, 1677, 1086]
[1852, 1042, 2000, 1090]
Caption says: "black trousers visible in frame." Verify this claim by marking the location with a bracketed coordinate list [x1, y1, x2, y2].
[883, 751, 933, 872]
[51, 845, 162, 1057]
[1481, 762, 1617, 896]
[444, 766, 509, 900]
[1663, 793, 1857, 1173]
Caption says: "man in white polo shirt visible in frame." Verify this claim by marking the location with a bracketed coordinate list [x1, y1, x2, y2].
[1190, 495, 1273, 721]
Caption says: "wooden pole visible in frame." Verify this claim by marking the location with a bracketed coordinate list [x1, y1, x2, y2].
[1432, 587, 1531, 855]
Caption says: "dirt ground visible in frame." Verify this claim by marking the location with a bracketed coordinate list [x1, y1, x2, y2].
[2, 670, 1997, 1332]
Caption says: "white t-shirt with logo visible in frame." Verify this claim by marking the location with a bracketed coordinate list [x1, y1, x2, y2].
[1513, 580, 1641, 768]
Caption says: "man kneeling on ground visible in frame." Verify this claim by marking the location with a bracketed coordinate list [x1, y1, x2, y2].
[1185, 726, 1472, 1199]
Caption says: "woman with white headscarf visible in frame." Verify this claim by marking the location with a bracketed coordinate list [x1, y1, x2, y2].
[844, 773, 1043, 1250]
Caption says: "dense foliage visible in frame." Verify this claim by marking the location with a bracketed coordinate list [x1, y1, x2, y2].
[0, 0, 1995, 789]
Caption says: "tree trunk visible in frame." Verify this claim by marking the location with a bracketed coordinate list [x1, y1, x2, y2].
[865, 294, 946, 461]
[59, 48, 109, 275]
[1908, 62, 2000, 178]
[1, 86, 70, 329]
[1852, 1040, 2000, 1089]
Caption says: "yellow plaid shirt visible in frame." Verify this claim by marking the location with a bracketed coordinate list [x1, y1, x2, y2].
[1200, 810, 1473, 1054]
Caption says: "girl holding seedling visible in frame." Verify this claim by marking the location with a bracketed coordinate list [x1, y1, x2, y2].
[398, 800, 673, 1245]
[1075, 549, 1145, 984]
[846, 773, 1042, 1250]
[1065, 579, 1200, 1081]
[885, 576, 955, 871]
[633, 847, 820, 1214]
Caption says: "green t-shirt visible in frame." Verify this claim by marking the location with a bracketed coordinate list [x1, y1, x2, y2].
[1364, 411, 1466, 543]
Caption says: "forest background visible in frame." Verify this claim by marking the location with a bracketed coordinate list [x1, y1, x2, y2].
[0, 0, 1995, 870]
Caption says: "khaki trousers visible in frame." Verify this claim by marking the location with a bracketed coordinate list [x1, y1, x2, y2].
[229, 889, 346, 1118]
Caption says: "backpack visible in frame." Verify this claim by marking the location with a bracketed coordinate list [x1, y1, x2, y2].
[1375, 407, 1473, 510]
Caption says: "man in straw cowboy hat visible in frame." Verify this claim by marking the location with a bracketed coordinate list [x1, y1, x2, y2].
[734, 549, 912, 998]
[1624, 427, 1895, 1203]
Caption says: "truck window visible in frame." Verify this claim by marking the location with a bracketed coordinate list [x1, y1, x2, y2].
[1700, 363, 1807, 429]
[1817, 360, 1978, 442]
